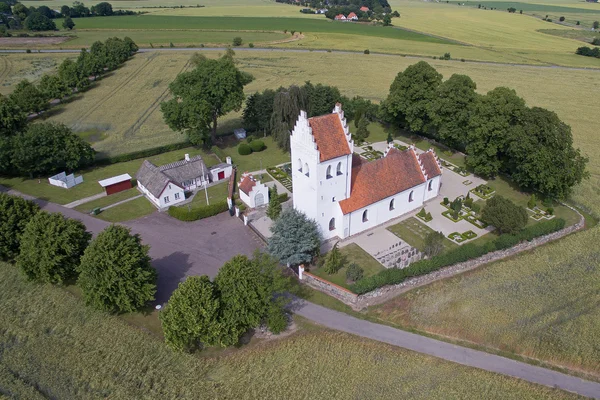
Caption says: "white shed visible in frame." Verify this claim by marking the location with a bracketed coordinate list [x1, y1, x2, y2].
[238, 173, 269, 208]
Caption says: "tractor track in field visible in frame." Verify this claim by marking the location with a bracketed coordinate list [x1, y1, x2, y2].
[70, 53, 158, 130]
[122, 59, 192, 139]
[0, 56, 13, 87]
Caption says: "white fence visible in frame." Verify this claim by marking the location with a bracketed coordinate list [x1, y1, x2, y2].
[48, 172, 84, 189]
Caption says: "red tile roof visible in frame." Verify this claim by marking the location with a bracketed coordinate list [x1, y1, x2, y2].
[239, 175, 256, 196]
[418, 151, 442, 179]
[360, 6, 369, 11]
[339, 148, 426, 215]
[348, 12, 358, 18]
[308, 114, 352, 162]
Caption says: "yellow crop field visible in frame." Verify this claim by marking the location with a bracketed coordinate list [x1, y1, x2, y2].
[369, 226, 600, 378]
[0, 262, 582, 399]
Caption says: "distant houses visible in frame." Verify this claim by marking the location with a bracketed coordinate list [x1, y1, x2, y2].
[347, 12, 358, 21]
[334, 14, 347, 21]
[360, 6, 369, 12]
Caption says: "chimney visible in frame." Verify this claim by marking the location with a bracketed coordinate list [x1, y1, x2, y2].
[184, 154, 190, 162]
[226, 156, 232, 165]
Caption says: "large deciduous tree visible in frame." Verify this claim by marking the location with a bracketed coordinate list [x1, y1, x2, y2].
[506, 107, 588, 199]
[380, 61, 442, 134]
[269, 85, 308, 151]
[0, 193, 39, 261]
[16, 211, 90, 284]
[428, 74, 477, 150]
[465, 87, 527, 178]
[38, 74, 71, 102]
[481, 195, 528, 234]
[267, 208, 321, 266]
[77, 225, 157, 314]
[11, 122, 95, 177]
[9, 79, 47, 114]
[161, 55, 253, 145]
[160, 275, 222, 352]
[243, 89, 276, 134]
[0, 94, 27, 137]
[23, 12, 56, 31]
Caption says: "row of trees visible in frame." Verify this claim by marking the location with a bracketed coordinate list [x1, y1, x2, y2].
[379, 61, 588, 199]
[576, 46, 600, 59]
[243, 82, 378, 151]
[0, 193, 157, 313]
[0, 37, 138, 177]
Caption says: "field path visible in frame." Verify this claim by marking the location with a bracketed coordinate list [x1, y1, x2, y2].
[1, 48, 599, 72]
[2, 184, 600, 399]
[0, 55, 13, 86]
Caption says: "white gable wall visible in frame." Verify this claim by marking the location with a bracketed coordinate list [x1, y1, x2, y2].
[138, 181, 185, 209]
[239, 181, 269, 208]
[423, 175, 441, 202]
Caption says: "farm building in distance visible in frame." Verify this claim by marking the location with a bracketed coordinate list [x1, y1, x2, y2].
[98, 174, 132, 195]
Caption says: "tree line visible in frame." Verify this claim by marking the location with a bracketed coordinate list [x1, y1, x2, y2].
[0, 37, 138, 178]
[379, 61, 588, 200]
[0, 1, 139, 33]
[0, 192, 293, 353]
[575, 46, 600, 59]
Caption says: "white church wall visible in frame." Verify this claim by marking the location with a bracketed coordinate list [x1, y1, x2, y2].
[423, 175, 441, 202]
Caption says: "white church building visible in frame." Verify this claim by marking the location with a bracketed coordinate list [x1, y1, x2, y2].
[291, 103, 442, 240]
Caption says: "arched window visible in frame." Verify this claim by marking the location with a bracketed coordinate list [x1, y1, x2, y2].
[326, 165, 332, 179]
[304, 163, 310, 177]
[297, 158, 302, 173]
[409, 191, 414, 202]
[389, 198, 395, 211]
[336, 162, 343, 176]
[329, 218, 336, 231]
[362, 210, 368, 222]
[428, 180, 433, 191]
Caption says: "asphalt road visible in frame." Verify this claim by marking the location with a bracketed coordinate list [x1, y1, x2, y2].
[3, 185, 600, 398]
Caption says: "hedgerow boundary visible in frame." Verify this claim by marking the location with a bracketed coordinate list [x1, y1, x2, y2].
[299, 204, 584, 311]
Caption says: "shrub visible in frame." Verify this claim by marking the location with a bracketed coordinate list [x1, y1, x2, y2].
[232, 37, 243, 46]
[169, 42, 174, 48]
[527, 194, 537, 209]
[559, 16, 565, 22]
[323, 243, 344, 275]
[542, 197, 553, 207]
[26, 49, 31, 53]
[443, 197, 449, 205]
[278, 192, 289, 203]
[249, 42, 254, 48]
[238, 143, 252, 155]
[266, 304, 288, 334]
[470, 203, 481, 213]
[0, 193, 40, 261]
[417, 208, 427, 218]
[364, 49, 370, 54]
[576, 21, 580, 25]
[346, 263, 364, 282]
[546, 207, 554, 215]
[481, 195, 528, 234]
[246, 136, 253, 143]
[168, 201, 229, 222]
[249, 140, 265, 152]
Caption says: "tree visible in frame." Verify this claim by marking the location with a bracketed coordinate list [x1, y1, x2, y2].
[380, 61, 442, 134]
[465, 87, 527, 178]
[160, 276, 222, 352]
[161, 55, 253, 145]
[270, 85, 308, 151]
[71, 1, 90, 17]
[60, 5, 71, 16]
[354, 116, 370, 143]
[304, 81, 343, 117]
[0, 94, 27, 137]
[91, 1, 112, 16]
[382, 14, 392, 25]
[527, 194, 536, 209]
[0, 193, 39, 261]
[268, 208, 321, 266]
[16, 211, 90, 283]
[243, 89, 276, 133]
[481, 195, 528, 234]
[428, 74, 477, 150]
[24, 12, 56, 31]
[9, 79, 47, 114]
[38, 74, 71, 102]
[593, 21, 599, 30]
[266, 184, 282, 220]
[12, 3, 29, 20]
[323, 242, 344, 274]
[506, 106, 588, 199]
[11, 123, 95, 177]
[0, 2, 11, 14]
[423, 231, 445, 258]
[232, 36, 242, 46]
[77, 225, 157, 314]
[58, 58, 80, 88]
[124, 36, 138, 53]
[346, 263, 363, 282]
[62, 16, 74, 30]
[36, 5, 54, 19]
[386, 131, 393, 143]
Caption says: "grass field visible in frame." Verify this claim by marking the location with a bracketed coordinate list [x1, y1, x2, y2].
[220, 136, 289, 173]
[74, 187, 140, 214]
[188, 181, 229, 207]
[0, 261, 582, 399]
[369, 226, 600, 378]
[310, 243, 385, 289]
[540, 28, 600, 43]
[0, 53, 71, 95]
[95, 196, 156, 222]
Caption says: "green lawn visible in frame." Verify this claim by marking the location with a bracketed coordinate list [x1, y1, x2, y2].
[310, 243, 385, 289]
[95, 196, 156, 222]
[451, 1, 600, 14]
[74, 188, 140, 214]
[69, 16, 456, 44]
[218, 136, 289, 173]
[188, 182, 229, 207]
[387, 217, 457, 253]
[0, 147, 216, 205]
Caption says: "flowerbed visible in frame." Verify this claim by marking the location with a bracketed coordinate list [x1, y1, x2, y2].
[470, 184, 495, 200]
[266, 166, 293, 192]
[448, 230, 477, 243]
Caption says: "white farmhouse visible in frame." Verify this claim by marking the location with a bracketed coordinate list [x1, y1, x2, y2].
[291, 104, 442, 240]
[238, 173, 270, 208]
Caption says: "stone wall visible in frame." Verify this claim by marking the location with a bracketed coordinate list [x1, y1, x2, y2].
[301, 269, 359, 306]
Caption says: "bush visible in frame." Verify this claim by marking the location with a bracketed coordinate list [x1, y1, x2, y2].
[0, 193, 40, 261]
[249, 42, 254, 48]
[211, 145, 227, 161]
[364, 49, 370, 54]
[527, 194, 537, 209]
[266, 304, 288, 334]
[168, 201, 229, 222]
[559, 16, 565, 22]
[346, 263, 364, 282]
[470, 203, 481, 213]
[443, 197, 449, 205]
[323, 243, 344, 275]
[546, 207, 554, 215]
[249, 140, 265, 152]
[238, 143, 252, 155]
[278, 192, 289, 203]
[481, 195, 527, 234]
[246, 136, 253, 143]
[232, 37, 243, 46]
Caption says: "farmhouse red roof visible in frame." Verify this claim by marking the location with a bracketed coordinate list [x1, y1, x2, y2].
[348, 12, 358, 17]
[418, 151, 442, 178]
[339, 148, 426, 215]
[239, 174, 256, 196]
[360, 6, 369, 11]
[308, 113, 352, 162]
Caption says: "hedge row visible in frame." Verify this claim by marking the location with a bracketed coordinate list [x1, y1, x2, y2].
[278, 192, 288, 203]
[94, 141, 191, 166]
[167, 200, 229, 222]
[350, 218, 566, 294]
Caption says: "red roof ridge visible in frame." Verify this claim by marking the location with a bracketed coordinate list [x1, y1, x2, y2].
[307, 110, 352, 162]
[238, 173, 257, 196]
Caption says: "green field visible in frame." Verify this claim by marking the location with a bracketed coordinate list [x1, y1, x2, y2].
[0, 53, 72, 95]
[453, 1, 600, 14]
[95, 195, 156, 222]
[0, 261, 583, 399]
[74, 187, 140, 214]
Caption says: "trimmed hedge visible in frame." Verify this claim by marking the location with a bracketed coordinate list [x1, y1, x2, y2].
[249, 140, 265, 152]
[94, 141, 191, 166]
[278, 192, 288, 203]
[167, 200, 229, 222]
[238, 143, 252, 156]
[350, 218, 566, 294]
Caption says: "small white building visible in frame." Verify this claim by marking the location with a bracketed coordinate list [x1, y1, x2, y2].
[291, 103, 442, 240]
[48, 172, 83, 189]
[238, 173, 270, 208]
[234, 128, 247, 140]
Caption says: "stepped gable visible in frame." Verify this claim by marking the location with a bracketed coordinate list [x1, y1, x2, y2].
[308, 113, 351, 162]
[418, 150, 442, 179]
[239, 174, 257, 196]
[339, 148, 426, 215]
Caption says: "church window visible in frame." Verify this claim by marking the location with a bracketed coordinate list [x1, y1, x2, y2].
[409, 191, 414, 202]
[332, 197, 336, 202]
[304, 163, 310, 177]
[336, 162, 343, 176]
[326, 165, 332, 179]
[298, 158, 303, 173]
[362, 210, 368, 222]
[389, 198, 395, 210]
[428, 180, 433, 191]
[329, 218, 336, 231]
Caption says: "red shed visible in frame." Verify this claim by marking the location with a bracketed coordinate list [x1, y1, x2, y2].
[98, 173, 132, 195]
